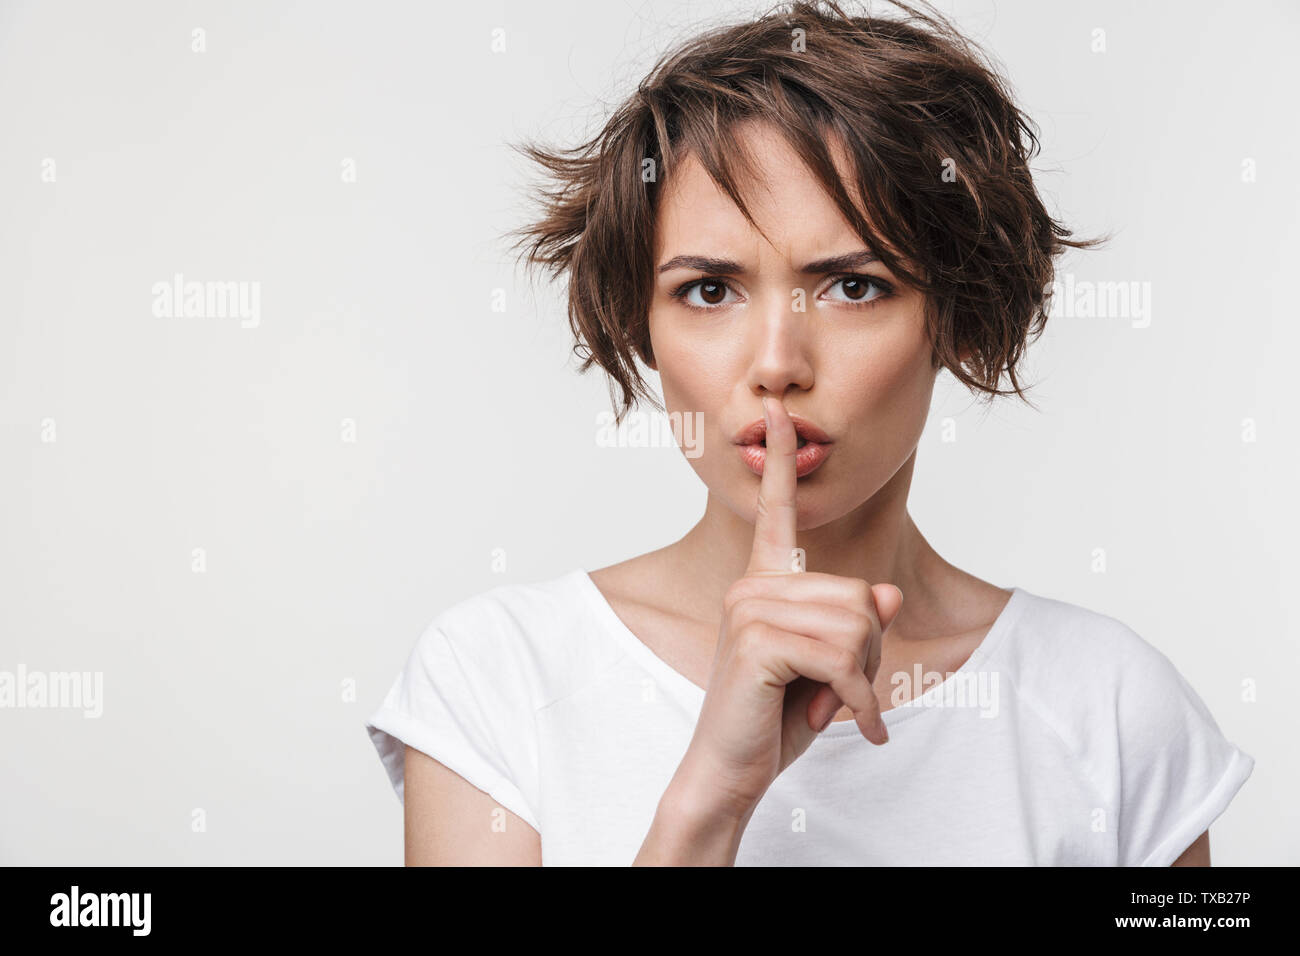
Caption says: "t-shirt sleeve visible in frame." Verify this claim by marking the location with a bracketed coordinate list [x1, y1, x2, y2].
[364, 612, 541, 833]
[1113, 635, 1254, 866]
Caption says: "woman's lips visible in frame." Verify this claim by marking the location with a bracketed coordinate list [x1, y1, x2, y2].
[732, 413, 833, 478]
[732, 416, 831, 446]
[737, 441, 831, 478]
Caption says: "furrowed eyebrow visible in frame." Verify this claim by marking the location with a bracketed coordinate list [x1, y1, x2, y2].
[799, 250, 879, 274]
[656, 255, 744, 275]
[656, 249, 879, 275]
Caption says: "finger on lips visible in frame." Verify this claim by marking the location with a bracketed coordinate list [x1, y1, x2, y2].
[737, 396, 888, 745]
[746, 396, 800, 576]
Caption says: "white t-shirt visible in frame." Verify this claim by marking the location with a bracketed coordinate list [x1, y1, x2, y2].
[365, 569, 1254, 866]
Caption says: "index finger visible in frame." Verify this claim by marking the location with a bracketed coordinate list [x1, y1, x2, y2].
[746, 395, 800, 574]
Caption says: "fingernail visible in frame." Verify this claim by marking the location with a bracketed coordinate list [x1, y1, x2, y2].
[877, 716, 889, 743]
[819, 713, 833, 732]
[762, 396, 771, 428]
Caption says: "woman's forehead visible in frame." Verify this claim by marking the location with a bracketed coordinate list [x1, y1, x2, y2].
[653, 123, 870, 261]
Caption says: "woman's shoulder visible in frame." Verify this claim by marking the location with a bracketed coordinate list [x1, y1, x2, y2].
[431, 568, 592, 636]
[1002, 588, 1253, 864]
[1001, 587, 1225, 750]
[418, 568, 628, 706]
[1003, 587, 1181, 687]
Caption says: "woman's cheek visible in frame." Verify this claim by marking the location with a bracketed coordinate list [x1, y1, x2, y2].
[657, 369, 734, 486]
[656, 333, 730, 413]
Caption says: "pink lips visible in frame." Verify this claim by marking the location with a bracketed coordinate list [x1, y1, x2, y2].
[732, 414, 833, 478]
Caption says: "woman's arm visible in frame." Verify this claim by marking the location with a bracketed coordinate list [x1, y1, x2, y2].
[633, 748, 752, 865]
[404, 740, 747, 866]
[1171, 830, 1210, 867]
[403, 744, 541, 865]
[404, 741, 747, 866]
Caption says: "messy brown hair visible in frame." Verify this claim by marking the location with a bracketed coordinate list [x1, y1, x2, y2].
[509, 0, 1102, 421]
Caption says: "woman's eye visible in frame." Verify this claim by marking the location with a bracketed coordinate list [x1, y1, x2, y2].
[678, 279, 739, 309]
[672, 275, 890, 310]
[823, 275, 891, 305]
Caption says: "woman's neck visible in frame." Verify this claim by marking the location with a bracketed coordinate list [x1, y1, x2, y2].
[651, 453, 962, 640]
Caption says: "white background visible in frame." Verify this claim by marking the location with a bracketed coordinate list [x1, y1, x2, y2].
[0, 0, 1295, 864]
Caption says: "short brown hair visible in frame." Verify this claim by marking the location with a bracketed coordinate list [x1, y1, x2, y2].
[509, 0, 1102, 421]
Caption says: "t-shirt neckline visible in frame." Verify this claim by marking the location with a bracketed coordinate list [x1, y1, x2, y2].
[575, 568, 1029, 736]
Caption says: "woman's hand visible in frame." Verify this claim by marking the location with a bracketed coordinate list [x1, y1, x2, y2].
[675, 395, 902, 823]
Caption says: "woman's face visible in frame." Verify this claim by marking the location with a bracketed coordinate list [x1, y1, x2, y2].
[647, 119, 939, 531]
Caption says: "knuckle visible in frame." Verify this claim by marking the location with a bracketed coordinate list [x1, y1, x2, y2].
[828, 603, 869, 634]
[850, 610, 875, 641]
[830, 646, 858, 679]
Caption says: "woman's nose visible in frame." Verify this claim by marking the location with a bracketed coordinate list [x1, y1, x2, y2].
[745, 290, 815, 396]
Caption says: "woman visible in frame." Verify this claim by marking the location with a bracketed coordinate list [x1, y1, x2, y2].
[365, 0, 1253, 865]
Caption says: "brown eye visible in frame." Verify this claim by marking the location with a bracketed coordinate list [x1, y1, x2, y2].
[824, 275, 890, 306]
[673, 278, 739, 310]
[699, 281, 726, 304]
